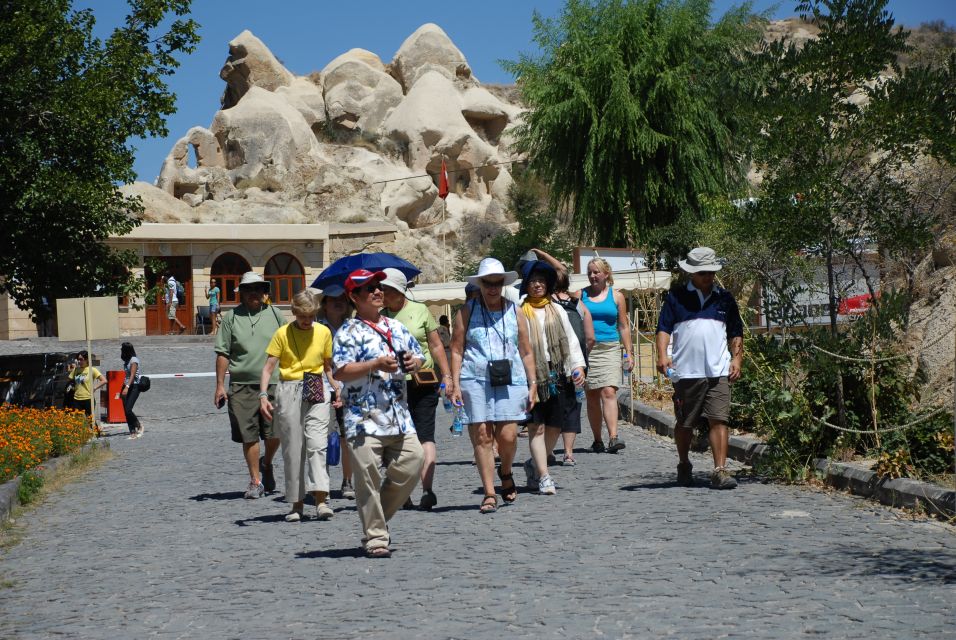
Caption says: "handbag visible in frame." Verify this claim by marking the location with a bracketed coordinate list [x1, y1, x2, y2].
[137, 376, 151, 392]
[412, 368, 439, 386]
[327, 430, 341, 466]
[302, 371, 325, 404]
[487, 359, 512, 387]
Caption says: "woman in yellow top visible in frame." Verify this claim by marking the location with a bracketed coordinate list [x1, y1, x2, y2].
[260, 290, 339, 522]
[67, 350, 106, 418]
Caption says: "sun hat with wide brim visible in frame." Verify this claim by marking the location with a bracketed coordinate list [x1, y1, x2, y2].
[237, 272, 271, 291]
[466, 257, 519, 287]
[380, 268, 415, 300]
[678, 247, 723, 273]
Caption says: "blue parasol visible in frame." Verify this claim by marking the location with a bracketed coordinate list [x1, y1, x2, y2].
[311, 252, 421, 290]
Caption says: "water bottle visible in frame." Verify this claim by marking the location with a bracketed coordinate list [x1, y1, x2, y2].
[622, 353, 631, 385]
[451, 405, 464, 437]
[665, 367, 677, 379]
[440, 383, 454, 412]
[572, 370, 585, 403]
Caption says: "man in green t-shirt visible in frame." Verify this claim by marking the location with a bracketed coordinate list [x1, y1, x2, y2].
[214, 272, 286, 499]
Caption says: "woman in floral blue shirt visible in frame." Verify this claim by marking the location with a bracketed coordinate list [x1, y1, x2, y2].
[332, 269, 425, 558]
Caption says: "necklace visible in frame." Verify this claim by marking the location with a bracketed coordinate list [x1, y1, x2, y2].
[246, 309, 264, 334]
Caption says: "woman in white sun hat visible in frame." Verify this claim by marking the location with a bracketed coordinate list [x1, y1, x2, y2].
[450, 258, 537, 513]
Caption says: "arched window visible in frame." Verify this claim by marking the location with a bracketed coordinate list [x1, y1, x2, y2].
[211, 252, 252, 305]
[264, 253, 305, 304]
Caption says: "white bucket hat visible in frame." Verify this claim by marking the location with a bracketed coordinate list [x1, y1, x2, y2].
[237, 271, 271, 291]
[678, 247, 723, 273]
[466, 258, 519, 287]
[380, 268, 414, 299]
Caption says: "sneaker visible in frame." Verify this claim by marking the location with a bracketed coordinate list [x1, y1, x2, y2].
[341, 480, 355, 500]
[315, 502, 334, 520]
[419, 490, 438, 511]
[591, 440, 606, 453]
[538, 475, 557, 495]
[523, 458, 538, 489]
[243, 481, 265, 499]
[562, 454, 576, 467]
[607, 437, 625, 453]
[676, 462, 694, 487]
[284, 509, 303, 522]
[260, 457, 276, 493]
[711, 467, 738, 490]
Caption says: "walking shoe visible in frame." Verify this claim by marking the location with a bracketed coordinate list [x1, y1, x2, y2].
[591, 440, 606, 453]
[243, 481, 265, 499]
[711, 467, 738, 490]
[260, 457, 276, 493]
[315, 502, 334, 520]
[341, 480, 355, 500]
[538, 475, 557, 495]
[284, 509, 303, 522]
[676, 462, 694, 487]
[607, 437, 625, 453]
[419, 490, 438, 511]
[523, 458, 538, 489]
[562, 453, 576, 467]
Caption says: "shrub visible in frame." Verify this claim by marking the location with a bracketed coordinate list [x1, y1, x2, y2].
[0, 406, 92, 484]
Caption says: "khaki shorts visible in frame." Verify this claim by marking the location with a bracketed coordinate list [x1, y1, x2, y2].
[166, 301, 178, 319]
[228, 383, 276, 443]
[673, 377, 730, 428]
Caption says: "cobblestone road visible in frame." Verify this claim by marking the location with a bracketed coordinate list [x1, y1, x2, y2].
[0, 337, 954, 638]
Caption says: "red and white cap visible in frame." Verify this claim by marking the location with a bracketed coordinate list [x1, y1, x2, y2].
[344, 269, 386, 294]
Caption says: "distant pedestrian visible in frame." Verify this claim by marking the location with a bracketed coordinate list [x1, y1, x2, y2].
[318, 285, 355, 500]
[333, 269, 425, 558]
[67, 350, 106, 419]
[578, 258, 632, 453]
[656, 247, 743, 489]
[205, 278, 222, 335]
[213, 272, 286, 499]
[165, 274, 186, 335]
[436, 314, 452, 378]
[450, 258, 537, 513]
[120, 342, 144, 439]
[260, 290, 338, 522]
[381, 268, 452, 511]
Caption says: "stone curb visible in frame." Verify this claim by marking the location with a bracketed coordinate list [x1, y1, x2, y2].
[617, 389, 955, 519]
[0, 439, 109, 524]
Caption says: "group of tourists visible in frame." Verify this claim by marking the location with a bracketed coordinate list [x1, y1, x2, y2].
[212, 245, 743, 558]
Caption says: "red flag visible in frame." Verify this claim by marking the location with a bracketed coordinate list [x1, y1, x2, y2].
[438, 159, 449, 200]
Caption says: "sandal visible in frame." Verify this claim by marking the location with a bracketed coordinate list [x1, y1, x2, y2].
[479, 494, 498, 514]
[365, 547, 392, 558]
[497, 468, 518, 503]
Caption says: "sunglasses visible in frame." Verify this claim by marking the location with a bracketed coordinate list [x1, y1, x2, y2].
[358, 283, 382, 294]
[480, 278, 505, 288]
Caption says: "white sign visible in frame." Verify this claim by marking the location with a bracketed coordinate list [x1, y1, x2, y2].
[574, 247, 647, 273]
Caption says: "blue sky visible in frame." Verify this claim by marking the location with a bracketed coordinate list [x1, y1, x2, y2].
[78, 1, 954, 182]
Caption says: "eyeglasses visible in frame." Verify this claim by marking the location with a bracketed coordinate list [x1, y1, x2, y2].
[480, 279, 505, 288]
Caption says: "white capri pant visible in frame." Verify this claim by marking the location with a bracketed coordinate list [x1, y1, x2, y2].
[273, 379, 332, 503]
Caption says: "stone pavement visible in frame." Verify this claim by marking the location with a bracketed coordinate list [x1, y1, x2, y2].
[0, 338, 954, 638]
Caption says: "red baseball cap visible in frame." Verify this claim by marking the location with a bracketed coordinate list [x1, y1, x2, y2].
[344, 269, 386, 294]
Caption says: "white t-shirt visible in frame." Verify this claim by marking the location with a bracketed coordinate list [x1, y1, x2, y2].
[165, 278, 177, 305]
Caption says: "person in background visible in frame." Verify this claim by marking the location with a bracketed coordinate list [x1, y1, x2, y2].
[450, 258, 536, 513]
[317, 284, 355, 500]
[518, 261, 586, 495]
[656, 247, 743, 489]
[260, 289, 338, 522]
[67, 350, 106, 420]
[120, 342, 144, 439]
[381, 268, 452, 512]
[165, 274, 186, 335]
[333, 269, 425, 558]
[436, 315, 452, 378]
[579, 258, 633, 454]
[205, 278, 222, 335]
[214, 272, 286, 500]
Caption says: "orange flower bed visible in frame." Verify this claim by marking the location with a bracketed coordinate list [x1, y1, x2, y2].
[0, 406, 94, 484]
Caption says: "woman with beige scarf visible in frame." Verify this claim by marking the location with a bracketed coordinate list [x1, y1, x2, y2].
[519, 261, 586, 495]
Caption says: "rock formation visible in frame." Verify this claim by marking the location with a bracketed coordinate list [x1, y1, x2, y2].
[124, 23, 525, 281]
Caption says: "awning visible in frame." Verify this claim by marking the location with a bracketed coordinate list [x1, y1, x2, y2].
[409, 269, 673, 306]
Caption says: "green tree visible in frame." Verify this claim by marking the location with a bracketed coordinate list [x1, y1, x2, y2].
[0, 1, 199, 321]
[503, 0, 764, 247]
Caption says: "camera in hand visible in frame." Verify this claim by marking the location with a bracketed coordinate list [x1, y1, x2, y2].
[394, 350, 409, 372]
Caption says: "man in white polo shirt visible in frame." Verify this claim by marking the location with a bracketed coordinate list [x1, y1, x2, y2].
[656, 247, 744, 489]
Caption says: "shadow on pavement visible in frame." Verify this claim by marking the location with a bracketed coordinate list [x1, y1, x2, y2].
[798, 546, 956, 585]
[296, 548, 365, 559]
[189, 491, 245, 501]
[233, 513, 289, 526]
[436, 460, 476, 466]
[430, 504, 483, 513]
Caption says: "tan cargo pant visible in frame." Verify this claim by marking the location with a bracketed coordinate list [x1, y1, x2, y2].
[349, 431, 424, 551]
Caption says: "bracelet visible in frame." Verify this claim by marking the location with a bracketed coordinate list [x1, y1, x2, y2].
[258, 391, 268, 398]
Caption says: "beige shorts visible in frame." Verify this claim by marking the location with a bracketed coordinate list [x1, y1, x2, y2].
[166, 301, 178, 319]
[673, 377, 731, 428]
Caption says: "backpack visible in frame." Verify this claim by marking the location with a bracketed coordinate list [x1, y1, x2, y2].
[175, 280, 185, 304]
[554, 296, 588, 365]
